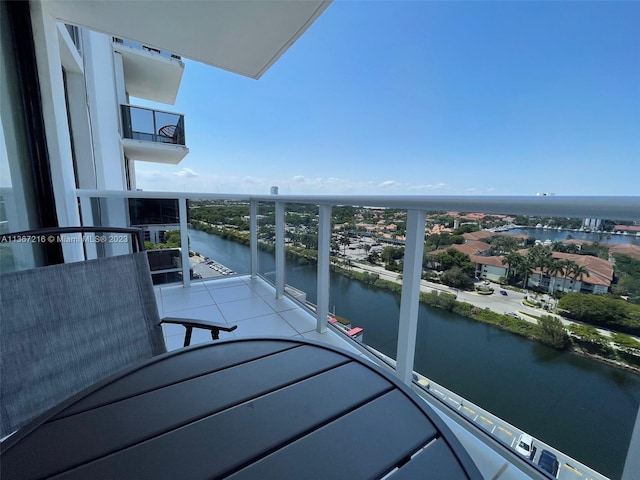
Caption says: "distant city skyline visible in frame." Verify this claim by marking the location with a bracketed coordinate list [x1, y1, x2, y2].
[134, 1, 639, 196]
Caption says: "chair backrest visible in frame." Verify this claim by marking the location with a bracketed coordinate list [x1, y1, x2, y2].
[0, 251, 167, 438]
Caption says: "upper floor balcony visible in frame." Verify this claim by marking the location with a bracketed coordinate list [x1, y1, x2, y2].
[112, 37, 184, 104]
[120, 104, 189, 164]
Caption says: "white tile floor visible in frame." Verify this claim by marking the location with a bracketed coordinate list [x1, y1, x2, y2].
[155, 275, 361, 354]
[154, 276, 526, 480]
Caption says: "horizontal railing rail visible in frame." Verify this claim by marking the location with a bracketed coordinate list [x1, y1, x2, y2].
[76, 190, 640, 221]
[113, 37, 182, 60]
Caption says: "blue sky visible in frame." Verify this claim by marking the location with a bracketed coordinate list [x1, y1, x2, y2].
[135, 1, 639, 196]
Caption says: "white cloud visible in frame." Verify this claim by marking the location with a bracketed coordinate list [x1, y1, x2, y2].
[135, 164, 488, 196]
[241, 176, 260, 184]
[408, 183, 450, 191]
[379, 180, 399, 187]
[174, 168, 199, 178]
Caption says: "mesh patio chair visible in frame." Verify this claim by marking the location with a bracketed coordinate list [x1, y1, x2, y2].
[0, 227, 236, 438]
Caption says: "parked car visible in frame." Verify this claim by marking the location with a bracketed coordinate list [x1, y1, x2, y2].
[538, 450, 559, 477]
[515, 433, 534, 459]
[500, 290, 508, 296]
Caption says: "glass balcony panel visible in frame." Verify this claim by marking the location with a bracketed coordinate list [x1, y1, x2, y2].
[121, 105, 186, 146]
[128, 106, 154, 141]
[129, 198, 180, 225]
[186, 199, 251, 282]
[154, 111, 183, 144]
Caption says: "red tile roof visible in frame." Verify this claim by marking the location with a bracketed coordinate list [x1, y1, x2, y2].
[614, 225, 640, 232]
[430, 241, 491, 257]
[533, 252, 614, 287]
[471, 255, 506, 268]
[462, 230, 494, 242]
[608, 243, 640, 261]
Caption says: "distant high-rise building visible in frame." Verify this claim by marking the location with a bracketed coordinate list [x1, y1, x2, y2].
[583, 218, 602, 229]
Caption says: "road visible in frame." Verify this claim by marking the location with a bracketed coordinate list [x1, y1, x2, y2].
[348, 260, 541, 316]
[345, 259, 640, 347]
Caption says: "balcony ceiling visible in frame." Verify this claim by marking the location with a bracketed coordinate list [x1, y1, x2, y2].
[113, 43, 184, 104]
[44, 0, 332, 79]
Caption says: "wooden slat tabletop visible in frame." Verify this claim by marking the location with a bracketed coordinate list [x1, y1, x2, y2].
[1, 338, 481, 480]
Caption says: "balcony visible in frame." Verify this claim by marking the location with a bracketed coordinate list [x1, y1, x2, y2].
[120, 105, 188, 164]
[112, 37, 184, 104]
[74, 190, 639, 480]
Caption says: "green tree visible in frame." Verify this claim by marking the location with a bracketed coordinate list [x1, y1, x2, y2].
[435, 249, 475, 275]
[557, 259, 575, 292]
[612, 254, 640, 301]
[441, 267, 474, 290]
[339, 235, 350, 256]
[452, 224, 479, 235]
[568, 263, 590, 289]
[381, 246, 404, 265]
[537, 316, 571, 350]
[502, 251, 529, 285]
[546, 259, 565, 291]
[526, 245, 553, 286]
[490, 235, 521, 254]
[558, 293, 640, 335]
[367, 250, 381, 264]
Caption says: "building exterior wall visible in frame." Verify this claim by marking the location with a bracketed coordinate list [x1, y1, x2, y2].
[527, 273, 609, 295]
[479, 264, 508, 282]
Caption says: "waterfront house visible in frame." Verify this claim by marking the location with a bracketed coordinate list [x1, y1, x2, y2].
[527, 252, 613, 295]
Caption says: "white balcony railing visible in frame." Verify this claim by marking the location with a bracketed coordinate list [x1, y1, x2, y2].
[76, 189, 639, 480]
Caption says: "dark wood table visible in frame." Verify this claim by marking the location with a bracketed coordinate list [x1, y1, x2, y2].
[1, 338, 481, 479]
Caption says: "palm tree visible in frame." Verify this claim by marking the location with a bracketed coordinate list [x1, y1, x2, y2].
[502, 252, 525, 285]
[565, 245, 577, 254]
[545, 259, 564, 293]
[339, 235, 350, 256]
[558, 259, 575, 292]
[368, 250, 381, 264]
[568, 263, 590, 292]
[526, 245, 552, 289]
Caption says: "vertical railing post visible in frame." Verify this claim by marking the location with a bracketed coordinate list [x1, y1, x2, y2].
[395, 209, 426, 385]
[179, 197, 190, 288]
[275, 201, 285, 298]
[78, 194, 98, 260]
[316, 204, 332, 333]
[250, 200, 258, 278]
[623, 406, 640, 479]
[151, 108, 157, 142]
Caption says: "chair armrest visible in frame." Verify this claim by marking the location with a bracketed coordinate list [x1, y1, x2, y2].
[160, 317, 237, 347]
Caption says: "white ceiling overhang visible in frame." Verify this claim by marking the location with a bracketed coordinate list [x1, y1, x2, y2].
[43, 0, 332, 79]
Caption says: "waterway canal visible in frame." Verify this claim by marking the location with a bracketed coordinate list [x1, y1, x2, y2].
[189, 228, 640, 479]
[507, 227, 640, 246]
